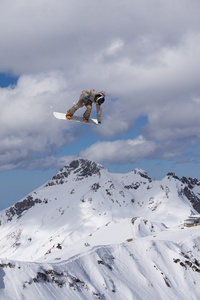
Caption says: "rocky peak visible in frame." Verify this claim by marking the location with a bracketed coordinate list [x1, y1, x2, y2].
[181, 176, 200, 189]
[165, 173, 200, 213]
[133, 168, 152, 182]
[181, 186, 200, 213]
[45, 158, 105, 186]
[167, 172, 180, 180]
[69, 158, 104, 177]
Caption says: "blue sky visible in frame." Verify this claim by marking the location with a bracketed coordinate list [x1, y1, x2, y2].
[1, 0, 200, 210]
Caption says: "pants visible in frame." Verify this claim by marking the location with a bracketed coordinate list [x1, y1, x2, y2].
[67, 98, 92, 120]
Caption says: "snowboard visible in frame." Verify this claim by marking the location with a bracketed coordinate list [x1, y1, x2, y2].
[53, 112, 99, 125]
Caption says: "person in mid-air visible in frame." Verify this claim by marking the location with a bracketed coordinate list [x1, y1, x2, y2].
[66, 89, 106, 124]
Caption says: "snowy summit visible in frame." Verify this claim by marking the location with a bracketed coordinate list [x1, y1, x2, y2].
[0, 158, 200, 299]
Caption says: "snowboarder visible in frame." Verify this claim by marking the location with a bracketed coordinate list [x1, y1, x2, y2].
[66, 89, 106, 124]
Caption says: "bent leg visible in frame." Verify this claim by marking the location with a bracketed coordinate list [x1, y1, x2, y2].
[83, 102, 92, 120]
[67, 99, 85, 116]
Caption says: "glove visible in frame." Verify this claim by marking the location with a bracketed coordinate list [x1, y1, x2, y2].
[98, 121, 101, 124]
[84, 95, 90, 100]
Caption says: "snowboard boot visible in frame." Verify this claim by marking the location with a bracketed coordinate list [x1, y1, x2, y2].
[66, 112, 72, 120]
[83, 117, 89, 123]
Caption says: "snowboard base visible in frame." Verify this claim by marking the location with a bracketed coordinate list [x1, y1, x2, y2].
[53, 112, 99, 125]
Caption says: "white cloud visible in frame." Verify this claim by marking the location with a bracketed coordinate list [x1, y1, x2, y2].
[79, 136, 157, 164]
[0, 0, 200, 75]
[90, 32, 200, 141]
[1, 1, 200, 170]
[0, 73, 80, 171]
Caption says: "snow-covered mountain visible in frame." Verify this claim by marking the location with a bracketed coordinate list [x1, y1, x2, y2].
[0, 158, 200, 299]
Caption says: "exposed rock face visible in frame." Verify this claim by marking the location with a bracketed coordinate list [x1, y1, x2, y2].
[166, 173, 200, 213]
[167, 172, 180, 180]
[70, 158, 104, 178]
[5, 196, 43, 222]
[45, 158, 104, 186]
[181, 176, 200, 189]
[181, 186, 200, 213]
[133, 168, 152, 182]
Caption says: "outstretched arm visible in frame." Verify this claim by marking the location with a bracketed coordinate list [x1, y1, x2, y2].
[96, 104, 102, 123]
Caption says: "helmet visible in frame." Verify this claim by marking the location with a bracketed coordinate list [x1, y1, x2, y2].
[97, 95, 105, 105]
[95, 91, 106, 105]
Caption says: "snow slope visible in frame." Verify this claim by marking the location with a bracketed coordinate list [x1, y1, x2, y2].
[0, 158, 200, 299]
